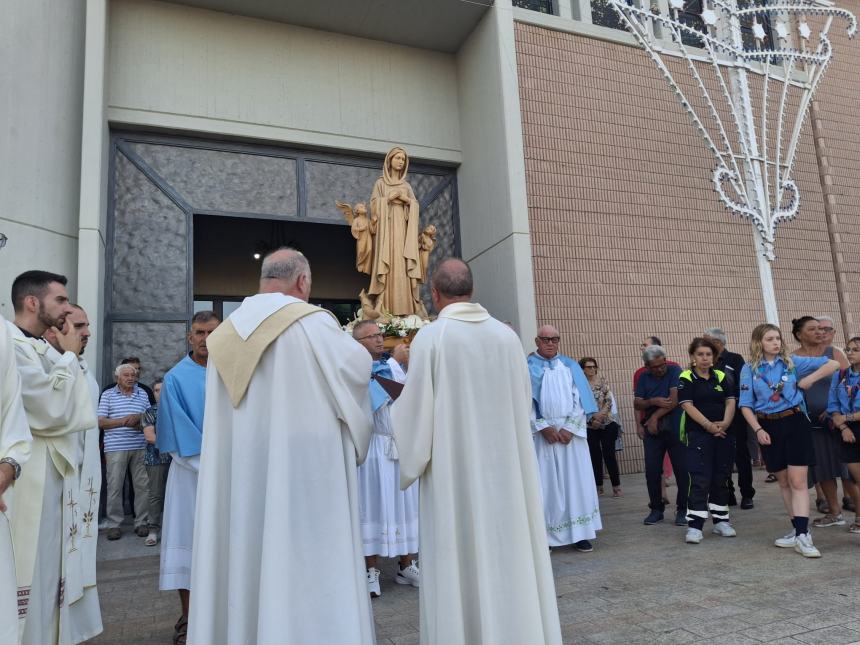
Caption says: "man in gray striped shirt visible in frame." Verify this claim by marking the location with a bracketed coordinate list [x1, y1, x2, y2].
[97, 363, 151, 540]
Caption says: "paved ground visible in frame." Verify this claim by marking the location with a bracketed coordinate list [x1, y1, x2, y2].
[90, 470, 860, 644]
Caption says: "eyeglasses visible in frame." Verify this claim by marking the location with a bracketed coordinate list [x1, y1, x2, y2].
[583, 365, 598, 369]
[819, 328, 835, 333]
[537, 336, 560, 343]
[356, 333, 384, 341]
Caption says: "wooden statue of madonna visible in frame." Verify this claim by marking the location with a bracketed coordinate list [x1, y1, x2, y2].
[337, 146, 435, 320]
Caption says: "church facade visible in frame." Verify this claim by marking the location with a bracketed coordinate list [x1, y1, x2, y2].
[3, 0, 859, 472]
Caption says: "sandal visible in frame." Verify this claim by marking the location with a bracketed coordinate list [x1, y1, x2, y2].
[612, 487, 623, 498]
[815, 498, 831, 515]
[765, 473, 777, 483]
[174, 615, 188, 645]
[849, 523, 860, 534]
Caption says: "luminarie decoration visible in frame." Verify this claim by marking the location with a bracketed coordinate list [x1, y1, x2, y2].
[608, 0, 856, 323]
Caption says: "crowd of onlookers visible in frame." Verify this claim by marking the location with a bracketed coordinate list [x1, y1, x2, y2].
[102, 315, 860, 561]
[582, 317, 859, 557]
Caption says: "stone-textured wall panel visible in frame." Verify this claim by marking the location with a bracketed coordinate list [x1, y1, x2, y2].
[305, 160, 449, 222]
[111, 153, 187, 314]
[306, 161, 380, 221]
[418, 182, 457, 310]
[130, 142, 297, 216]
[109, 321, 188, 385]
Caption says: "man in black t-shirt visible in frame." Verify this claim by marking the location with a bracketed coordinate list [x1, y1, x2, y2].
[705, 328, 756, 509]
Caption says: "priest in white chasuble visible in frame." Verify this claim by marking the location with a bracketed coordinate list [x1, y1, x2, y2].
[528, 325, 603, 552]
[188, 248, 375, 645]
[7, 271, 95, 645]
[391, 258, 562, 645]
[58, 306, 102, 643]
[0, 314, 32, 645]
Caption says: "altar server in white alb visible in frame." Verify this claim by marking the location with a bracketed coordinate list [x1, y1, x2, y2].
[529, 325, 602, 552]
[189, 248, 375, 645]
[352, 321, 419, 598]
[156, 310, 220, 644]
[44, 305, 103, 642]
[391, 258, 562, 645]
[0, 313, 32, 645]
[7, 271, 96, 645]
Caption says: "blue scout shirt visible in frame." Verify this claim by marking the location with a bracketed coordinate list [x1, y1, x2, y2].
[827, 368, 860, 416]
[739, 355, 828, 414]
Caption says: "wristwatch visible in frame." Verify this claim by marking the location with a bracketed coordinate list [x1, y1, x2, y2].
[0, 457, 21, 481]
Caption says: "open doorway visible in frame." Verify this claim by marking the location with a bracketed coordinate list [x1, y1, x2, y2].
[193, 214, 365, 324]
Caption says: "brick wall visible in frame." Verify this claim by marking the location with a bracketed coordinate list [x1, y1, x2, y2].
[514, 19, 855, 473]
[810, 0, 860, 338]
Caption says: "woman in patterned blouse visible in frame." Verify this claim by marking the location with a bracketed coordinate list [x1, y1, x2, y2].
[580, 357, 623, 497]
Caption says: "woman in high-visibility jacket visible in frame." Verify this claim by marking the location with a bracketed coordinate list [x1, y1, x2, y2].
[677, 337, 736, 545]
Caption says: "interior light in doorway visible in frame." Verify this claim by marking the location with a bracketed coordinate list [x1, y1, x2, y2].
[253, 252, 261, 260]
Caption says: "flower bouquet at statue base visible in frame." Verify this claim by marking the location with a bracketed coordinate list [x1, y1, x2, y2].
[344, 307, 431, 351]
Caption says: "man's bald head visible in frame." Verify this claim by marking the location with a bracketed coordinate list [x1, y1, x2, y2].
[260, 247, 312, 300]
[429, 257, 473, 313]
[431, 258, 473, 298]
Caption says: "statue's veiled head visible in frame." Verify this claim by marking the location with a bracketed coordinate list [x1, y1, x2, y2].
[383, 146, 409, 185]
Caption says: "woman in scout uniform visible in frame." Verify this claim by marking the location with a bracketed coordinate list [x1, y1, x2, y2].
[739, 324, 839, 558]
[791, 316, 852, 527]
[677, 338, 737, 544]
[826, 336, 860, 534]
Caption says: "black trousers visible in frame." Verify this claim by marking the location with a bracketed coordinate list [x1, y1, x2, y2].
[644, 426, 687, 512]
[587, 422, 621, 487]
[685, 428, 734, 529]
[725, 421, 756, 499]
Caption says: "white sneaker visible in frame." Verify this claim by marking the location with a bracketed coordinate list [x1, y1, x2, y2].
[367, 568, 381, 597]
[774, 530, 796, 548]
[395, 560, 420, 587]
[144, 530, 158, 546]
[685, 528, 703, 544]
[712, 522, 737, 537]
[794, 532, 821, 558]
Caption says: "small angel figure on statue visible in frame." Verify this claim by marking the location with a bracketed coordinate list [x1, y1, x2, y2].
[418, 224, 436, 279]
[336, 200, 374, 274]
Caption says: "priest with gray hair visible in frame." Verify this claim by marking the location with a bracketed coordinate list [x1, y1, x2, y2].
[188, 247, 375, 644]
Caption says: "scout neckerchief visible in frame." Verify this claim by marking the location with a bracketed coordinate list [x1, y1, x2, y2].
[757, 360, 791, 402]
[839, 368, 860, 411]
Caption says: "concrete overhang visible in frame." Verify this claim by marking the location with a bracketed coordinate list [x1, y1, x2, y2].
[162, 0, 495, 53]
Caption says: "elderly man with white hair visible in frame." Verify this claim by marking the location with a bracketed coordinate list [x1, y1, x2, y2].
[97, 362, 152, 540]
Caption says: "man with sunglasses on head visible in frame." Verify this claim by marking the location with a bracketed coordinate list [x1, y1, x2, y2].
[528, 325, 602, 553]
